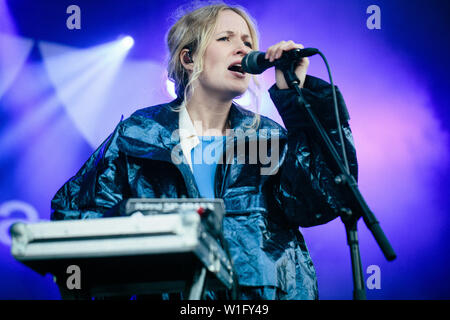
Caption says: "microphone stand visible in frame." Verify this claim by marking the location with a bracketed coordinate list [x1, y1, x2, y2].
[277, 58, 396, 300]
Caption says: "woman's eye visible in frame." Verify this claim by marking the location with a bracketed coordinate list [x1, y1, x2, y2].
[218, 37, 252, 49]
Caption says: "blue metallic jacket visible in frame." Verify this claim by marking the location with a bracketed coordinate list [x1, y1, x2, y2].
[51, 75, 358, 299]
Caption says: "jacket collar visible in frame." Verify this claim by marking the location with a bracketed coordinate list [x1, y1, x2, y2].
[117, 98, 285, 161]
[116, 99, 285, 197]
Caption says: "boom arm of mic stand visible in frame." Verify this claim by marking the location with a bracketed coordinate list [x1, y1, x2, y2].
[280, 67, 397, 262]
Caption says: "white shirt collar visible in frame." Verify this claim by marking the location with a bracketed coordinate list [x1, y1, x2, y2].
[178, 104, 200, 171]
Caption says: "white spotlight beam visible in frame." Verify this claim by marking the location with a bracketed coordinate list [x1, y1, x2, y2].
[0, 33, 34, 99]
[40, 38, 168, 148]
[39, 38, 135, 146]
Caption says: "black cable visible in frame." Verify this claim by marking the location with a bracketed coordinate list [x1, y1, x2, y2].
[317, 50, 350, 174]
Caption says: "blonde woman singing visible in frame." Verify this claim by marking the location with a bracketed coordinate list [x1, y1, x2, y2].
[51, 3, 358, 300]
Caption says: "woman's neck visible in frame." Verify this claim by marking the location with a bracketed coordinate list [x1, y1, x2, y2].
[186, 90, 232, 136]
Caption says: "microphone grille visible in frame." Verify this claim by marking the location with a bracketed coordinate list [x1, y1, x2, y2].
[242, 51, 263, 74]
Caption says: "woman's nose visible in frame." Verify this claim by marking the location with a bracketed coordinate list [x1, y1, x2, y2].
[235, 44, 251, 56]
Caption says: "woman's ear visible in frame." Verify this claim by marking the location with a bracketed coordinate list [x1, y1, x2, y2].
[180, 49, 194, 71]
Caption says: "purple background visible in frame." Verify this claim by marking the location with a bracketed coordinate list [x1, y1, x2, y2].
[1, 0, 449, 299]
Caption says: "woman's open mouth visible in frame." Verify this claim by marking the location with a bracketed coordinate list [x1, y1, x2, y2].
[228, 64, 246, 78]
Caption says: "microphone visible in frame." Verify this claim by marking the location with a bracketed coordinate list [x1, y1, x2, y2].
[242, 48, 319, 74]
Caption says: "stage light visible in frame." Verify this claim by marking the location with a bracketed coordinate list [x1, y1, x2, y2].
[38, 39, 167, 148]
[120, 36, 134, 50]
[38, 39, 135, 148]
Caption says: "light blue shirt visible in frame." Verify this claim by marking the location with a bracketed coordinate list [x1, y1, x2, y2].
[190, 136, 225, 198]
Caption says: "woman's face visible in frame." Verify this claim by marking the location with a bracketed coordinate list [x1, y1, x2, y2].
[198, 10, 253, 101]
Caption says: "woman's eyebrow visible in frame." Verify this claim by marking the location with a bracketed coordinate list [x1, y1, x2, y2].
[216, 30, 251, 39]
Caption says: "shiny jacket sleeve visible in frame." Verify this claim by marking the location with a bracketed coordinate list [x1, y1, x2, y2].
[268, 75, 358, 227]
[50, 121, 127, 220]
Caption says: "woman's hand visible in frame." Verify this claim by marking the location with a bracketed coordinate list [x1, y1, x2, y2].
[265, 40, 309, 89]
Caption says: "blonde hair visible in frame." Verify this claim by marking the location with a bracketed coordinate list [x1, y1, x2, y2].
[166, 1, 261, 129]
